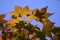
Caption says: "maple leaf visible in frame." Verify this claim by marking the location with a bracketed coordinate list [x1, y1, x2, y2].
[15, 6, 33, 16]
[52, 27, 60, 35]
[39, 6, 48, 14]
[52, 30, 60, 40]
[10, 11, 19, 19]
[0, 14, 7, 30]
[6, 17, 22, 30]
[26, 6, 53, 22]
[10, 6, 33, 18]
[33, 7, 53, 21]
[42, 13, 54, 18]
[0, 14, 6, 19]
[26, 9, 40, 21]
[0, 14, 7, 23]
[42, 21, 55, 37]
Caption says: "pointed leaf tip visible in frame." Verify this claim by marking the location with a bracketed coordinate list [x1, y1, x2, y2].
[42, 13, 54, 18]
[39, 6, 48, 13]
[23, 6, 29, 10]
[15, 6, 22, 11]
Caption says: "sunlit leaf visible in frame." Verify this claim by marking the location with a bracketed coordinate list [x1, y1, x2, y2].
[12, 6, 33, 16]
[23, 6, 29, 11]
[15, 6, 23, 12]
[23, 6, 33, 16]
[26, 16, 33, 21]
[6, 18, 22, 28]
[41, 18, 50, 22]
[42, 13, 54, 18]
[10, 11, 19, 18]
[26, 9, 40, 21]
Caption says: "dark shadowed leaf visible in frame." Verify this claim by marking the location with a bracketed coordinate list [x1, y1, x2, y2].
[52, 36, 58, 40]
[42, 21, 55, 37]
[39, 6, 48, 14]
[0, 14, 6, 19]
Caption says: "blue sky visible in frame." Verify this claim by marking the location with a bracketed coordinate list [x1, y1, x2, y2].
[0, 0, 60, 40]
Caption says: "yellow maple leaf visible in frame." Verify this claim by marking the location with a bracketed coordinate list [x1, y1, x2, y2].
[10, 11, 19, 17]
[6, 17, 22, 28]
[10, 6, 33, 17]
[26, 9, 40, 21]
[16, 17, 22, 21]
[26, 15, 33, 21]
[42, 13, 54, 18]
